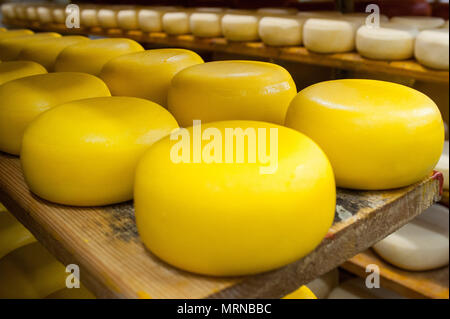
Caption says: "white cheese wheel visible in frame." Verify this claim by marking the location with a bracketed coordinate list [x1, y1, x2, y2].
[222, 14, 260, 42]
[414, 29, 449, 70]
[138, 6, 180, 32]
[80, 8, 99, 27]
[259, 16, 305, 46]
[391, 16, 445, 30]
[52, 8, 66, 24]
[257, 7, 299, 15]
[328, 278, 404, 299]
[306, 268, 339, 299]
[117, 8, 139, 30]
[98, 8, 119, 29]
[190, 12, 224, 37]
[303, 18, 358, 53]
[356, 25, 417, 60]
[373, 204, 449, 271]
[37, 6, 53, 24]
[435, 141, 449, 190]
[25, 6, 38, 21]
[15, 4, 27, 20]
[162, 11, 191, 35]
[1, 3, 16, 20]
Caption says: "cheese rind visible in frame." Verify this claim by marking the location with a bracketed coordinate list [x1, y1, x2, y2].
[168, 60, 297, 126]
[391, 16, 445, 30]
[162, 11, 191, 35]
[190, 12, 224, 37]
[414, 29, 449, 70]
[117, 9, 139, 30]
[221, 14, 260, 41]
[283, 286, 317, 299]
[0, 32, 61, 61]
[0, 61, 47, 86]
[0, 72, 111, 155]
[21, 97, 178, 206]
[259, 16, 304, 46]
[285, 79, 444, 190]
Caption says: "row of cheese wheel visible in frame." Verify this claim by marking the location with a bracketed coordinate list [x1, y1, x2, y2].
[0, 29, 445, 276]
[2, 4, 449, 70]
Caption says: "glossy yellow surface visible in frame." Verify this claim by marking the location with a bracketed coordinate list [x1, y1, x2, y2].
[54, 38, 144, 76]
[0, 61, 47, 86]
[0, 29, 33, 40]
[46, 286, 96, 299]
[17, 36, 90, 71]
[0, 242, 66, 299]
[0, 28, 5, 32]
[135, 121, 335, 276]
[0, 72, 111, 155]
[100, 49, 204, 107]
[21, 97, 178, 206]
[0, 32, 61, 61]
[0, 210, 36, 260]
[168, 61, 297, 127]
[283, 286, 317, 299]
[285, 79, 444, 190]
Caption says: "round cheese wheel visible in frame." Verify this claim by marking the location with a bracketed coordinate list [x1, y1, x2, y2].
[168, 61, 297, 126]
[80, 8, 99, 27]
[373, 204, 449, 271]
[21, 97, 178, 206]
[435, 141, 449, 190]
[46, 286, 95, 299]
[328, 278, 404, 299]
[356, 25, 417, 60]
[285, 79, 444, 190]
[0, 72, 111, 155]
[283, 286, 317, 299]
[0, 61, 47, 86]
[17, 36, 90, 71]
[391, 16, 445, 30]
[259, 16, 304, 46]
[303, 18, 358, 53]
[0, 32, 61, 61]
[14, 4, 27, 20]
[0, 29, 34, 40]
[222, 14, 260, 41]
[0, 242, 66, 299]
[25, 5, 38, 21]
[414, 29, 449, 70]
[117, 8, 139, 30]
[1, 3, 16, 20]
[305, 268, 339, 299]
[0, 210, 36, 260]
[98, 8, 119, 28]
[162, 11, 191, 35]
[134, 121, 336, 276]
[138, 7, 178, 32]
[190, 12, 224, 37]
[100, 49, 203, 107]
[54, 38, 144, 76]
[0, 28, 5, 32]
[36, 6, 54, 24]
[52, 7, 66, 24]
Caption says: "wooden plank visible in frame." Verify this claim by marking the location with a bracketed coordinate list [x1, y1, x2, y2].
[4, 19, 449, 84]
[342, 250, 449, 299]
[0, 152, 442, 298]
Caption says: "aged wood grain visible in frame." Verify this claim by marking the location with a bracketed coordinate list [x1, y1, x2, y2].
[0, 152, 441, 298]
[342, 250, 449, 299]
[3, 19, 448, 84]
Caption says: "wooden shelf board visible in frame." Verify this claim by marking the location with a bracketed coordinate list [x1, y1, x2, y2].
[0, 152, 442, 298]
[342, 249, 449, 299]
[4, 19, 449, 84]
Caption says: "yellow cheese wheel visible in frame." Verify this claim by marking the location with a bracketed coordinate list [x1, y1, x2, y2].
[100, 49, 204, 107]
[0, 29, 33, 40]
[0, 32, 61, 61]
[17, 36, 90, 71]
[0, 242, 66, 299]
[0, 61, 47, 86]
[54, 38, 144, 76]
[0, 28, 5, 32]
[283, 286, 317, 299]
[0, 210, 36, 260]
[285, 79, 444, 190]
[21, 97, 178, 206]
[134, 121, 335, 276]
[168, 61, 297, 127]
[0, 72, 111, 155]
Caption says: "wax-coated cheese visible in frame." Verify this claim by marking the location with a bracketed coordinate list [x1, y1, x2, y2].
[373, 204, 449, 271]
[54, 38, 144, 76]
[0, 61, 47, 86]
[168, 61, 297, 126]
[0, 210, 36, 260]
[0, 242, 66, 299]
[414, 29, 449, 70]
[162, 11, 191, 35]
[17, 36, 89, 71]
[285, 79, 444, 190]
[0, 72, 111, 155]
[259, 16, 304, 46]
[391, 16, 445, 30]
[303, 18, 358, 53]
[117, 8, 139, 30]
[222, 13, 260, 41]
[0, 27, 5, 32]
[134, 121, 335, 276]
[100, 49, 204, 107]
[356, 25, 417, 60]
[0, 32, 61, 61]
[21, 97, 177, 206]
[283, 286, 317, 299]
[0, 29, 34, 40]
[190, 11, 224, 37]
